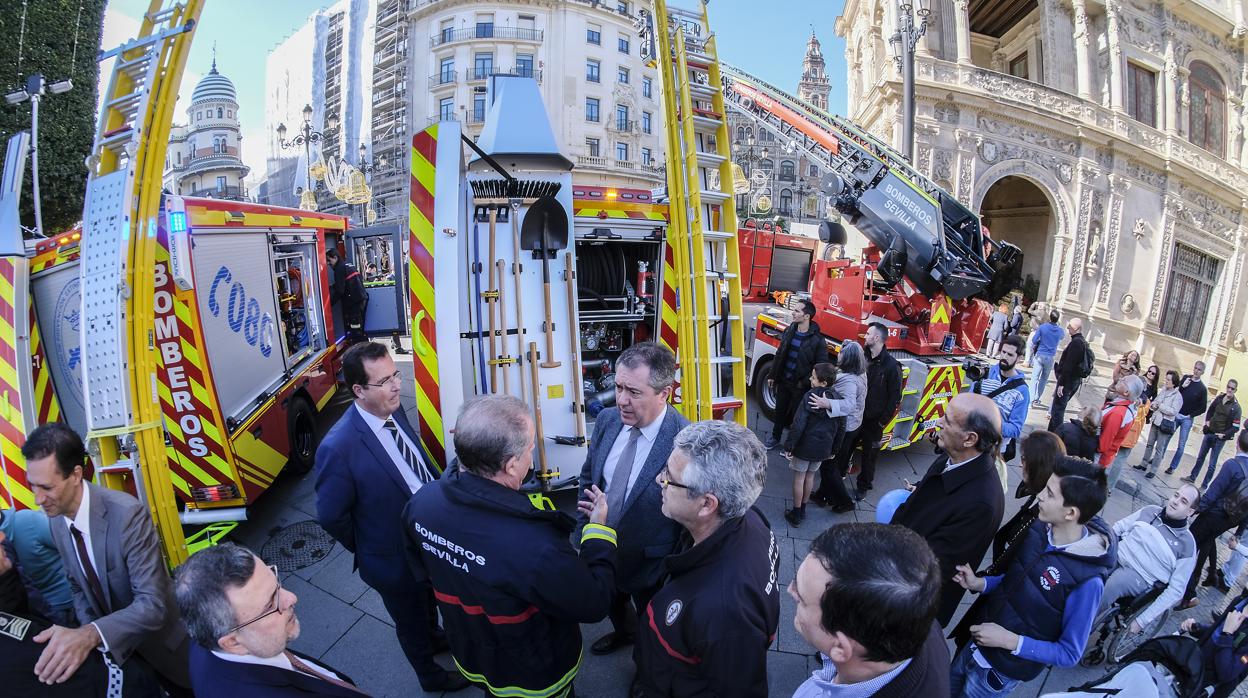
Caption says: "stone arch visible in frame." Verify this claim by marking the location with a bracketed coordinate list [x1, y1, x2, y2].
[973, 160, 1075, 302]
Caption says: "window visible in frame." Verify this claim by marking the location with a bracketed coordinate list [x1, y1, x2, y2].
[587, 23, 601, 45]
[516, 54, 534, 78]
[217, 107, 224, 118]
[586, 137, 600, 157]
[440, 20, 454, 44]
[619, 37, 630, 54]
[780, 160, 795, 180]
[474, 52, 493, 80]
[586, 97, 600, 122]
[587, 59, 600, 83]
[618, 66, 630, 84]
[1126, 63, 1157, 128]
[216, 176, 227, 191]
[475, 14, 494, 38]
[176, 152, 182, 165]
[439, 97, 455, 121]
[1188, 61, 1226, 158]
[617, 1, 630, 14]
[642, 147, 652, 166]
[616, 142, 629, 161]
[518, 15, 535, 30]
[227, 110, 233, 118]
[642, 111, 652, 134]
[473, 95, 486, 122]
[1160, 243, 1222, 343]
[440, 57, 455, 83]
[780, 190, 793, 215]
[1008, 53, 1028, 80]
[616, 104, 630, 130]
[809, 164, 819, 177]
[736, 126, 745, 141]
[196, 111, 201, 121]
[642, 77, 652, 98]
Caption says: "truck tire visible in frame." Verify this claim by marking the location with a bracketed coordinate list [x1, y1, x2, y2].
[753, 358, 777, 422]
[285, 396, 318, 476]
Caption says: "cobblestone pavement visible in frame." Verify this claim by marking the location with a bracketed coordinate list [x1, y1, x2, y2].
[230, 350, 1247, 697]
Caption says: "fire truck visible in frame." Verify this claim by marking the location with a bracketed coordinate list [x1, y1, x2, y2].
[723, 64, 1021, 450]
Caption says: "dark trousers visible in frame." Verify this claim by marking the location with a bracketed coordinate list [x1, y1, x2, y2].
[853, 420, 887, 490]
[1190, 433, 1230, 486]
[379, 583, 445, 688]
[813, 428, 857, 506]
[1047, 380, 1082, 432]
[771, 382, 801, 441]
[608, 583, 662, 638]
[1184, 510, 1236, 602]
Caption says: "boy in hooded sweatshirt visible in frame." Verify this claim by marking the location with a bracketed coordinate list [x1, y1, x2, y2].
[950, 456, 1117, 697]
[783, 363, 844, 527]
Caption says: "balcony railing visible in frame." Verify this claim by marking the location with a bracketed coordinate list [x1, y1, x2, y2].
[428, 70, 457, 88]
[431, 26, 543, 48]
[184, 185, 248, 200]
[575, 155, 664, 179]
[609, 120, 637, 133]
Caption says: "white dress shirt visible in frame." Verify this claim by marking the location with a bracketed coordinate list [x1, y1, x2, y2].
[64, 484, 109, 650]
[942, 454, 980, 474]
[355, 403, 424, 494]
[211, 649, 343, 682]
[602, 410, 666, 500]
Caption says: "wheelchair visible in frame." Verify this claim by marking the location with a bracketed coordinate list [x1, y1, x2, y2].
[1081, 580, 1172, 667]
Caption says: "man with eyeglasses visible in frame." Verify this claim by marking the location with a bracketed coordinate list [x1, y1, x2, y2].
[1185, 379, 1241, 488]
[315, 342, 468, 692]
[175, 542, 366, 697]
[634, 421, 780, 698]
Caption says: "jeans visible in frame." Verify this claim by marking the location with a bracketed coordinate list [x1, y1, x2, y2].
[949, 645, 1022, 698]
[1030, 354, 1055, 402]
[1107, 446, 1132, 492]
[1046, 380, 1081, 432]
[1223, 541, 1248, 586]
[1139, 426, 1175, 474]
[1189, 433, 1230, 485]
[1165, 414, 1196, 473]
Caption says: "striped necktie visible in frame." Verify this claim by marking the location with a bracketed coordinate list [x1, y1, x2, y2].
[383, 417, 434, 484]
[284, 650, 364, 693]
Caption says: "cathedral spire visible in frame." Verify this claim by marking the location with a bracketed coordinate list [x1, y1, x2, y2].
[210, 42, 218, 74]
[798, 31, 830, 110]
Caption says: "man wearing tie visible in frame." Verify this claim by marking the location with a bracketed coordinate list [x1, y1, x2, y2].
[577, 342, 688, 659]
[21, 422, 191, 691]
[175, 542, 367, 697]
[315, 342, 468, 693]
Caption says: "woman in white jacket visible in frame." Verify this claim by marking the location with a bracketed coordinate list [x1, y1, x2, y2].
[1135, 370, 1184, 478]
[807, 341, 869, 513]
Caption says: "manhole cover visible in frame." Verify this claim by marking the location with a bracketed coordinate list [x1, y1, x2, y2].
[261, 520, 336, 572]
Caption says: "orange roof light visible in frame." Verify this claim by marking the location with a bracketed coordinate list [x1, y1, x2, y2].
[605, 189, 618, 200]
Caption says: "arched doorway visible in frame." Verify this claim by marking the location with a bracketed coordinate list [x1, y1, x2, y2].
[979, 175, 1057, 301]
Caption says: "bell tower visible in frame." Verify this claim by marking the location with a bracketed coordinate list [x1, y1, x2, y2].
[797, 31, 831, 111]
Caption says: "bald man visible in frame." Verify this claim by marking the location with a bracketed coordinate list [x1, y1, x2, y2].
[892, 393, 1007, 626]
[1046, 317, 1090, 432]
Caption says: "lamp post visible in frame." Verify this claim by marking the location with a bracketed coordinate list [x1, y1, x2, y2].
[4, 73, 73, 237]
[889, 0, 930, 162]
[276, 104, 338, 210]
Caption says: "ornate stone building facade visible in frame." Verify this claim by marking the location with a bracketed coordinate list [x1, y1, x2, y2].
[164, 59, 250, 200]
[836, 0, 1248, 385]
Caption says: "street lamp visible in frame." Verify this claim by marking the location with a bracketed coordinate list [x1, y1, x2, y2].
[4, 74, 73, 237]
[355, 144, 398, 227]
[890, 0, 930, 162]
[734, 134, 770, 214]
[276, 104, 338, 210]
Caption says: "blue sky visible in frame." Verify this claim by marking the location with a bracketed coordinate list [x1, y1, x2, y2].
[102, 0, 848, 181]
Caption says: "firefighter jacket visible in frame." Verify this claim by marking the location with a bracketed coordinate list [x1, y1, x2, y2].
[636, 507, 780, 698]
[402, 467, 617, 697]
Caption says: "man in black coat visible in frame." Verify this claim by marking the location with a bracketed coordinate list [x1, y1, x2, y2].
[892, 392, 1006, 627]
[764, 300, 829, 450]
[1046, 317, 1089, 431]
[847, 322, 902, 495]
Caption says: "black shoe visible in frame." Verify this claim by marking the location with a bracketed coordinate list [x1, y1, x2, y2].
[590, 631, 635, 656]
[856, 483, 873, 494]
[1132, 464, 1147, 471]
[784, 508, 803, 527]
[421, 670, 471, 692]
[1145, 472, 1156, 479]
[1203, 574, 1220, 588]
[1181, 476, 1196, 484]
[1164, 468, 1176, 475]
[853, 490, 868, 502]
[392, 344, 410, 355]
[809, 493, 830, 507]
[629, 677, 645, 698]
[831, 501, 855, 514]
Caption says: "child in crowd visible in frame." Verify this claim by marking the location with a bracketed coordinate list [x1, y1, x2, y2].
[783, 363, 844, 527]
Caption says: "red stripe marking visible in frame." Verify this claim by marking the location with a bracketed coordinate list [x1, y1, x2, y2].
[645, 603, 701, 665]
[433, 589, 538, 625]
[413, 130, 438, 165]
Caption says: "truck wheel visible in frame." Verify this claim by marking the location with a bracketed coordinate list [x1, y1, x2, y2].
[753, 358, 777, 422]
[286, 397, 318, 476]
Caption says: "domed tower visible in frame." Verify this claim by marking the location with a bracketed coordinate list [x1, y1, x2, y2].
[797, 31, 831, 111]
[164, 54, 250, 200]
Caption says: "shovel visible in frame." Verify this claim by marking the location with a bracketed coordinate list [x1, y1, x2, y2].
[521, 195, 567, 369]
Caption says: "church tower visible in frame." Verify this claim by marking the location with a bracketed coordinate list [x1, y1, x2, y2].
[163, 51, 250, 200]
[797, 31, 831, 111]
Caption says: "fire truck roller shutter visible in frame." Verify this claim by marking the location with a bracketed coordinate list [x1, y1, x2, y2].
[30, 262, 88, 434]
[767, 246, 814, 295]
[191, 230, 288, 422]
[574, 242, 626, 307]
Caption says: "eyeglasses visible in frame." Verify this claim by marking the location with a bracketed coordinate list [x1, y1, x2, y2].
[228, 565, 285, 633]
[658, 466, 691, 490]
[363, 370, 403, 389]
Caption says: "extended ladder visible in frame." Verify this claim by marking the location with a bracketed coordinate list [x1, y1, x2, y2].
[80, 0, 201, 566]
[652, 0, 746, 424]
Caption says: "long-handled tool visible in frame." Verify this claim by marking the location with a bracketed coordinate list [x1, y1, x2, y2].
[484, 207, 500, 392]
[564, 252, 586, 445]
[521, 196, 568, 369]
[495, 258, 511, 395]
[528, 341, 550, 487]
[469, 214, 490, 393]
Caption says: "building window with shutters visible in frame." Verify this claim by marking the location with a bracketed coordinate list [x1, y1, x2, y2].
[586, 97, 600, 122]
[587, 24, 601, 45]
[618, 66, 629, 84]
[587, 59, 600, 83]
[616, 142, 629, 161]
[1126, 62, 1157, 128]
[586, 137, 600, 157]
[642, 147, 652, 166]
[1160, 243, 1222, 343]
[1008, 53, 1028, 80]
[619, 36, 630, 54]
[643, 77, 652, 98]
[1187, 61, 1226, 158]
[642, 112, 652, 134]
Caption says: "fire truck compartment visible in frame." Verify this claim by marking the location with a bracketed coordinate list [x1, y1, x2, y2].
[30, 261, 88, 435]
[766, 245, 814, 295]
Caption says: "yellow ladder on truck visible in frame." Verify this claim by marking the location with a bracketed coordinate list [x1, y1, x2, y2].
[80, 0, 202, 566]
[651, 0, 746, 424]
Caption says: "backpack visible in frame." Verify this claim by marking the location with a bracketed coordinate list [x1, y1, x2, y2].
[1219, 457, 1248, 524]
[1077, 342, 1096, 379]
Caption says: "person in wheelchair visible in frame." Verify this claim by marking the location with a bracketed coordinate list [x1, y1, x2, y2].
[1099, 483, 1201, 632]
[1177, 590, 1248, 697]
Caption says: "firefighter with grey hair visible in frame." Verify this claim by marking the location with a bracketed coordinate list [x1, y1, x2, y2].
[634, 420, 781, 698]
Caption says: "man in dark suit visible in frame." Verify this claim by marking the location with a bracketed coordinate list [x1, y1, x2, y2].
[1047, 317, 1090, 431]
[891, 393, 1006, 627]
[175, 542, 367, 697]
[577, 341, 687, 657]
[21, 423, 191, 691]
[315, 342, 467, 692]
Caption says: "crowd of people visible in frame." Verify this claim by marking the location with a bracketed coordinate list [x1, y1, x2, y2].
[2, 309, 1246, 697]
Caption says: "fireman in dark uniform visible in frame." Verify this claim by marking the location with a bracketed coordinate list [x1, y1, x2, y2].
[402, 395, 617, 697]
[325, 247, 368, 344]
[635, 420, 780, 698]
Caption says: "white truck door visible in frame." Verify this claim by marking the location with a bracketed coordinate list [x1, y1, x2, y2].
[30, 262, 87, 435]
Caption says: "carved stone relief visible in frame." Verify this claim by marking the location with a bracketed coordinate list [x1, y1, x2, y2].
[934, 149, 954, 182]
[934, 102, 960, 124]
[976, 115, 1078, 156]
[1221, 249, 1244, 341]
[1098, 175, 1130, 305]
[1070, 167, 1100, 297]
[1149, 197, 1180, 322]
[917, 144, 933, 177]
[1124, 159, 1166, 189]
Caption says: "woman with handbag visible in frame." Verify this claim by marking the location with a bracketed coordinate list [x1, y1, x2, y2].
[1136, 369, 1184, 478]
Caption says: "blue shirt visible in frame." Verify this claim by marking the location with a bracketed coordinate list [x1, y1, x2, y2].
[0, 508, 74, 613]
[974, 364, 1031, 442]
[1029, 322, 1064, 358]
[783, 328, 814, 381]
[792, 653, 912, 698]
